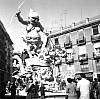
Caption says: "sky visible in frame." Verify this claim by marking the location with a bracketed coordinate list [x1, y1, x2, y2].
[0, 0, 100, 52]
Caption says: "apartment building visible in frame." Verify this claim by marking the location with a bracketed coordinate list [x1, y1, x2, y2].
[0, 20, 13, 97]
[46, 15, 100, 81]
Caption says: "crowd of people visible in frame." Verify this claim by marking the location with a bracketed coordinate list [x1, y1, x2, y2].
[66, 74, 100, 99]
[5, 73, 67, 96]
[5, 73, 100, 99]
[6, 78, 46, 99]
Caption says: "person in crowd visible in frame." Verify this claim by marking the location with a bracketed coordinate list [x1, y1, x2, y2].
[0, 81, 7, 98]
[40, 83, 45, 99]
[61, 79, 66, 90]
[76, 77, 81, 99]
[6, 81, 11, 93]
[66, 78, 78, 99]
[16, 9, 48, 57]
[7, 81, 11, 93]
[97, 80, 100, 99]
[25, 78, 35, 99]
[90, 81, 94, 99]
[76, 73, 90, 99]
[92, 78, 98, 89]
[90, 78, 99, 99]
[21, 49, 29, 65]
[34, 81, 39, 99]
[10, 81, 17, 99]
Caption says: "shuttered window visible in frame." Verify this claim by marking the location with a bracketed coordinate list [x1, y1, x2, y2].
[78, 31, 84, 41]
[92, 25, 99, 35]
[79, 45, 86, 55]
[94, 42, 100, 54]
[64, 35, 72, 48]
[55, 38, 59, 45]
[65, 35, 70, 44]
[66, 49, 73, 59]
[95, 47, 100, 54]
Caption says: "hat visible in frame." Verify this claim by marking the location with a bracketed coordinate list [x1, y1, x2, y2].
[28, 8, 39, 18]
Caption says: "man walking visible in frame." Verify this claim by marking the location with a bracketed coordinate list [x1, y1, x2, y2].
[10, 81, 17, 99]
[77, 74, 90, 99]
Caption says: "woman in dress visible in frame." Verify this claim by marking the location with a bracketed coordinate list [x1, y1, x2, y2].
[26, 78, 35, 99]
[66, 78, 78, 99]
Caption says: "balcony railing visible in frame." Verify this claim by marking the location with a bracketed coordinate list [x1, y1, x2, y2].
[96, 63, 100, 72]
[78, 54, 88, 62]
[81, 68, 89, 72]
[64, 42, 72, 49]
[93, 52, 100, 60]
[91, 33, 100, 43]
[65, 57, 74, 64]
[77, 38, 86, 46]
[80, 61, 88, 65]
[54, 44, 60, 49]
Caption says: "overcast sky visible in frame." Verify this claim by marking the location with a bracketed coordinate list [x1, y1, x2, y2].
[0, 0, 100, 51]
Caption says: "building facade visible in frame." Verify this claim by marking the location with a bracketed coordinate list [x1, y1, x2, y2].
[47, 15, 100, 81]
[0, 20, 13, 97]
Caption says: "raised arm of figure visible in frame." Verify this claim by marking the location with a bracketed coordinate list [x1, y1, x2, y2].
[16, 10, 29, 25]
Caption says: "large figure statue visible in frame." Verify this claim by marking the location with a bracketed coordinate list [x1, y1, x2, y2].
[16, 9, 48, 57]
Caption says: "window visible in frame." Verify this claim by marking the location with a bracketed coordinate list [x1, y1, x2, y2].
[78, 46, 88, 64]
[64, 35, 72, 48]
[81, 65, 89, 72]
[66, 53, 73, 59]
[94, 42, 100, 55]
[92, 25, 99, 35]
[77, 30, 86, 46]
[78, 31, 84, 41]
[55, 38, 59, 45]
[67, 49, 73, 54]
[95, 47, 100, 53]
[95, 47, 100, 58]
[96, 60, 100, 72]
[81, 65, 88, 69]
[79, 45, 86, 55]
[65, 35, 70, 44]
[66, 49, 73, 59]
[93, 43, 100, 59]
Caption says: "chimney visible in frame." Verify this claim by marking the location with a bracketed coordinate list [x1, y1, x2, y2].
[86, 18, 89, 24]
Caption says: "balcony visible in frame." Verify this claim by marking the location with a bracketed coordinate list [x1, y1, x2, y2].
[64, 42, 72, 49]
[54, 44, 60, 49]
[93, 52, 100, 60]
[77, 38, 86, 46]
[65, 57, 74, 64]
[96, 63, 100, 72]
[81, 68, 89, 72]
[78, 54, 88, 64]
[55, 59, 62, 66]
[91, 33, 100, 43]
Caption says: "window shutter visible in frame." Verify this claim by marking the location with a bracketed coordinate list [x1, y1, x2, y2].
[65, 35, 70, 44]
[78, 31, 84, 41]
[92, 25, 99, 35]
[55, 38, 59, 45]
